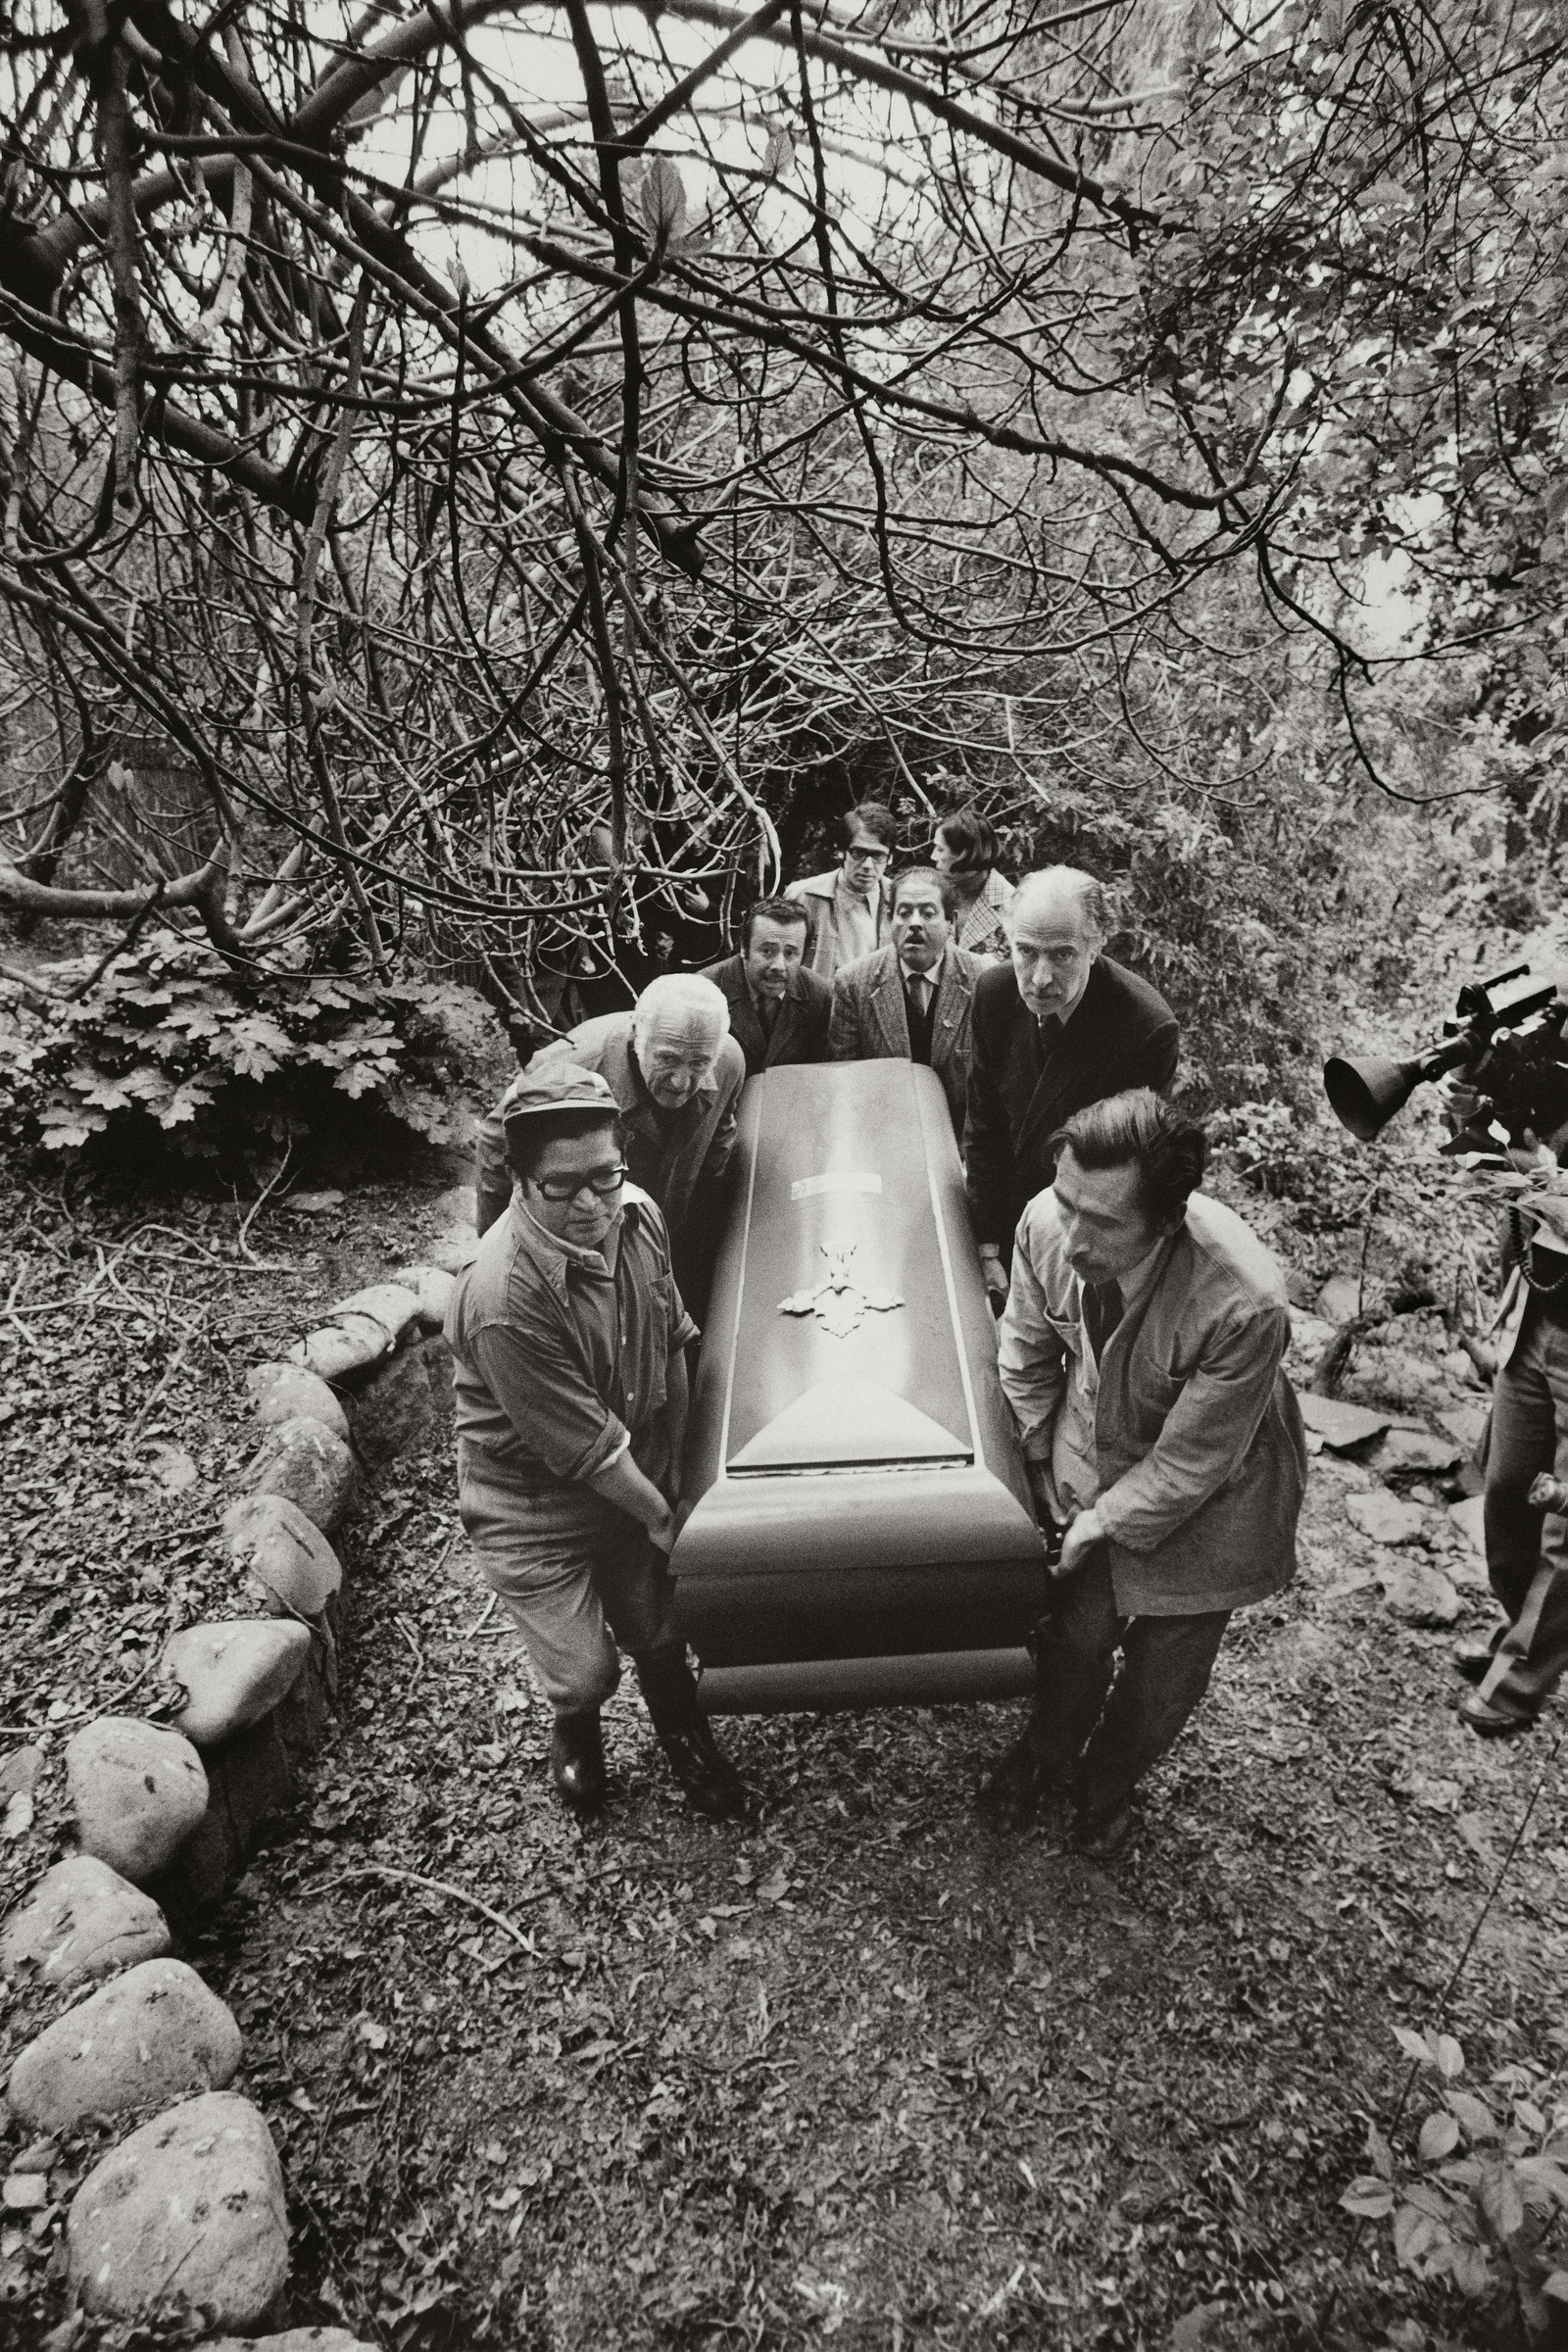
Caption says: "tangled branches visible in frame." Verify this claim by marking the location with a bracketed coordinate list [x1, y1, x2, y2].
[0, 0, 1560, 1000]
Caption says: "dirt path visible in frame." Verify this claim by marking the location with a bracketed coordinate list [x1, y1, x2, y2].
[3, 1164, 1566, 2350]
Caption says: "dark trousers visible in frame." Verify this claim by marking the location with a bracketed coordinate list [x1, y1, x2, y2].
[1034, 1546, 1230, 1817]
[1478, 1296, 1568, 1722]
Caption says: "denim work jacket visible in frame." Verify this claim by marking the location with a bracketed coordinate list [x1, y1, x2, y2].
[999, 1190, 1307, 1615]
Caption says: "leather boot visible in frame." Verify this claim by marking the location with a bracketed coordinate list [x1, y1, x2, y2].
[550, 1708, 606, 1812]
[633, 1645, 749, 1820]
[978, 1640, 1086, 1826]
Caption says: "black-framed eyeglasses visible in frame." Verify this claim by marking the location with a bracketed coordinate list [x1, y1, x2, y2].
[531, 1162, 628, 1202]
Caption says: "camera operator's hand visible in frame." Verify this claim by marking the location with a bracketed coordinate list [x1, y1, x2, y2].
[1518, 1189, 1568, 1245]
[1436, 1075, 1491, 1131]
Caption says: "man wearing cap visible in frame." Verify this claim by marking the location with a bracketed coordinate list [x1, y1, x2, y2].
[473, 972, 746, 1313]
[446, 1062, 748, 1819]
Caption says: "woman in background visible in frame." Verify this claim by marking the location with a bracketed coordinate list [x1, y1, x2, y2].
[931, 808, 1014, 960]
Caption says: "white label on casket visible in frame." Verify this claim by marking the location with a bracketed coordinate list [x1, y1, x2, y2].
[790, 1172, 883, 1201]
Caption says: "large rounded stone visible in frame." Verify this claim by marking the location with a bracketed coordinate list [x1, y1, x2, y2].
[351, 1349, 435, 1469]
[246, 1417, 357, 1533]
[164, 1621, 312, 1748]
[222, 1494, 342, 1617]
[327, 1281, 420, 1343]
[65, 1719, 209, 1886]
[290, 1315, 392, 1381]
[67, 2091, 287, 2326]
[1377, 1559, 1462, 1627]
[428, 1224, 478, 1274]
[7, 1957, 241, 2133]
[0, 1856, 170, 1986]
[392, 1263, 456, 1330]
[245, 1363, 349, 1443]
[206, 2335, 377, 2352]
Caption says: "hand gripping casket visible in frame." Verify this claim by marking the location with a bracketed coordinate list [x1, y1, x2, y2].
[672, 1059, 1047, 1711]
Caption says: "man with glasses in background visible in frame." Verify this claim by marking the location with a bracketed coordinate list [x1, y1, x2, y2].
[447, 1062, 748, 1820]
[785, 801, 899, 983]
[966, 869, 1181, 1316]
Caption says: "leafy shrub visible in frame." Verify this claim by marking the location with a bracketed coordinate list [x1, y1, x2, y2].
[1342, 2025, 1568, 2336]
[0, 941, 505, 1167]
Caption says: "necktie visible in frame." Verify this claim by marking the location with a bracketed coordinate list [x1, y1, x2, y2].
[1083, 1278, 1124, 1364]
[759, 994, 778, 1035]
[906, 974, 932, 1017]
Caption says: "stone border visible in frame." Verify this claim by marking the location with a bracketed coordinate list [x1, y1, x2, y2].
[0, 1199, 479, 2340]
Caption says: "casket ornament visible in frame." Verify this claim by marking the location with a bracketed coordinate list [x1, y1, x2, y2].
[776, 1241, 904, 1337]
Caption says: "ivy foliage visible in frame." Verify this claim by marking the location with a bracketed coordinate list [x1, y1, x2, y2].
[0, 942, 501, 1165]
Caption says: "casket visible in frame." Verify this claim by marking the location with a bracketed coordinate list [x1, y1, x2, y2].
[672, 1059, 1048, 1712]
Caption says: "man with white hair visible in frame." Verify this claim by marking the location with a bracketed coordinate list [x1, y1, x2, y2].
[475, 973, 745, 1309]
[965, 868, 1180, 1313]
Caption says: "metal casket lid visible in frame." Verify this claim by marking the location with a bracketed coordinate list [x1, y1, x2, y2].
[675, 1059, 1040, 1588]
[727, 1374, 969, 1472]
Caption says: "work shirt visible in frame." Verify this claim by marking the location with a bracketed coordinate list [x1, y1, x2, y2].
[1008, 1237, 1168, 1525]
[447, 1185, 698, 1516]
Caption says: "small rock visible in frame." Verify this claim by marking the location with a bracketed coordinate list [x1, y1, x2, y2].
[1345, 1345, 1448, 1413]
[222, 1494, 342, 1617]
[65, 1719, 209, 1886]
[163, 1622, 312, 1748]
[7, 1958, 241, 2133]
[1316, 1274, 1363, 1323]
[1377, 1559, 1462, 1626]
[3, 2173, 49, 2210]
[202, 2324, 375, 2342]
[291, 1189, 344, 1213]
[1, 1855, 171, 1985]
[1456, 1811, 1495, 1859]
[0, 1743, 42, 1801]
[1377, 1427, 1460, 1474]
[351, 1348, 435, 1468]
[327, 1282, 421, 1343]
[1287, 1309, 1337, 1359]
[1347, 1490, 1430, 1546]
[393, 1263, 457, 1329]
[204, 2333, 377, 2352]
[1298, 1394, 1392, 1452]
[1436, 1399, 1490, 1453]
[245, 1363, 350, 1443]
[246, 1416, 357, 1533]
[1393, 1770, 1463, 1814]
[143, 1442, 200, 1493]
[67, 2091, 287, 2326]
[428, 1223, 479, 1274]
[1448, 1494, 1488, 1560]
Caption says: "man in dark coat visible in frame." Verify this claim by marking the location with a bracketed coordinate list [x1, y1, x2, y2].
[703, 898, 831, 1078]
[965, 867, 1180, 1313]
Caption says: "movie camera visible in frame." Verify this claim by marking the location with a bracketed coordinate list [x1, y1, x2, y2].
[1324, 964, 1568, 1154]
